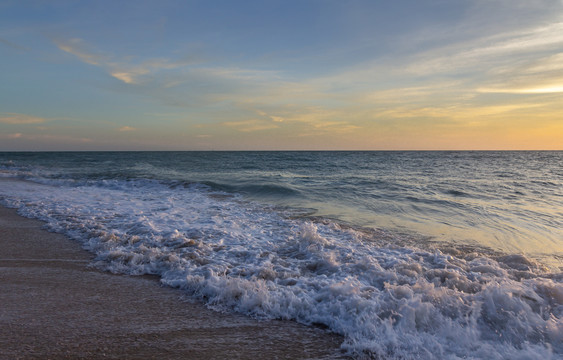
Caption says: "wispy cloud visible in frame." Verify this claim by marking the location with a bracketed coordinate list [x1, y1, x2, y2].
[54, 38, 105, 65]
[402, 21, 563, 76]
[222, 119, 280, 132]
[118, 126, 136, 132]
[108, 59, 191, 84]
[0, 37, 27, 51]
[53, 37, 203, 85]
[0, 113, 46, 124]
[0, 132, 93, 144]
[221, 105, 363, 138]
[278, 16, 563, 130]
[390, 21, 563, 99]
[478, 86, 563, 94]
[110, 71, 143, 84]
[51, 36, 291, 109]
[46, 9, 563, 150]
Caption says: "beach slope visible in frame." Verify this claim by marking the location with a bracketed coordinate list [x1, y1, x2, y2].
[0, 206, 345, 359]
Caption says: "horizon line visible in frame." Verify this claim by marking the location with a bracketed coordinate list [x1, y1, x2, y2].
[1, 149, 561, 152]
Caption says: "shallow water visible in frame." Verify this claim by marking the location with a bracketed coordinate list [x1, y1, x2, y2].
[0, 151, 561, 359]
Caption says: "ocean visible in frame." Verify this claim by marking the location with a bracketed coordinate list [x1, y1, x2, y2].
[0, 151, 561, 359]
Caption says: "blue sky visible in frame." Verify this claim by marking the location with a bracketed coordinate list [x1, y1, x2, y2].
[1, 0, 562, 150]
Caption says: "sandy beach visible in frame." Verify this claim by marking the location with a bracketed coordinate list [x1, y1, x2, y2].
[0, 205, 346, 359]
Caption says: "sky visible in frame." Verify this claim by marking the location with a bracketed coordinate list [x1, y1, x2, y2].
[1, 0, 562, 151]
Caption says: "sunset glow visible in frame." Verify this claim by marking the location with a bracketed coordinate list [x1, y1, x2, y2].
[1, 1, 562, 150]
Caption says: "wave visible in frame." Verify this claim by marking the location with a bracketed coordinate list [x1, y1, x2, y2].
[204, 181, 302, 198]
[1, 176, 561, 359]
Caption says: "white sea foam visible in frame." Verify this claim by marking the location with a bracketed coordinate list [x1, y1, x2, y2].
[1, 178, 561, 359]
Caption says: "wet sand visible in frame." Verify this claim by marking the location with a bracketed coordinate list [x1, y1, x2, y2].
[0, 205, 346, 359]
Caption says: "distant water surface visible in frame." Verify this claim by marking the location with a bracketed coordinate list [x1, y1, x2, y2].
[1, 151, 561, 359]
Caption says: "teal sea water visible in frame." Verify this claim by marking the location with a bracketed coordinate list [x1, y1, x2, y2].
[1, 151, 561, 359]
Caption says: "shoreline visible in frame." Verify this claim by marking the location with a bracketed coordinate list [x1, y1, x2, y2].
[0, 205, 346, 359]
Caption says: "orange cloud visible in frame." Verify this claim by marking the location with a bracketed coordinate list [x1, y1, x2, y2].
[118, 126, 136, 132]
[0, 113, 46, 124]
